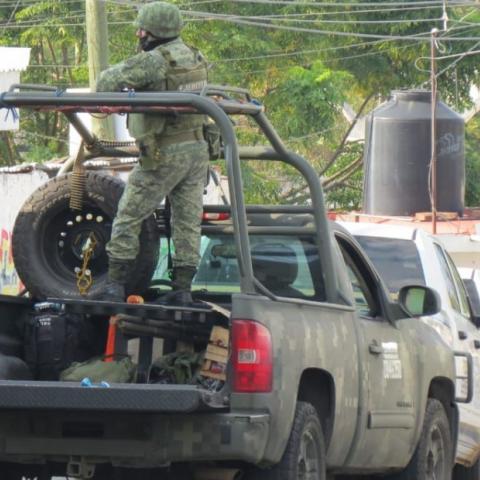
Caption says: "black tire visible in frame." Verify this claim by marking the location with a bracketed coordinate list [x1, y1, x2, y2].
[12, 172, 160, 299]
[388, 398, 453, 480]
[247, 401, 327, 480]
[453, 459, 480, 480]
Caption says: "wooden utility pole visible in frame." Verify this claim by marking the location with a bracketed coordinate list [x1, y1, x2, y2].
[85, 0, 114, 139]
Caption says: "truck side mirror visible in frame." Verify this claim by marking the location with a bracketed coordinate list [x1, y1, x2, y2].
[398, 285, 441, 317]
[462, 279, 480, 328]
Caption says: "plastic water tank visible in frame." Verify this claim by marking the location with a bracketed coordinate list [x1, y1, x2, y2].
[363, 90, 465, 216]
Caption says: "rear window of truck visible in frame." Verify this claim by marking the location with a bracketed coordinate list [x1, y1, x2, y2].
[152, 234, 325, 300]
[353, 236, 426, 295]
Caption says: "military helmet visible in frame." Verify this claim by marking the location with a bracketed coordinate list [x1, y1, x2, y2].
[135, 2, 184, 38]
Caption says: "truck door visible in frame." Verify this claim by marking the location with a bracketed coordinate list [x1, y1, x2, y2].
[338, 238, 417, 469]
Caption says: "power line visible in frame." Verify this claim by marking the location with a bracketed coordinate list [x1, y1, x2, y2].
[184, 10, 480, 41]
[1, 20, 132, 28]
[228, 0, 472, 6]
[215, 4, 475, 17]
[1, 0, 20, 32]
[200, 14, 445, 25]
[0, 13, 447, 29]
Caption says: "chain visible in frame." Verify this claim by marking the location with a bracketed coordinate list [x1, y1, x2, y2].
[76, 233, 98, 296]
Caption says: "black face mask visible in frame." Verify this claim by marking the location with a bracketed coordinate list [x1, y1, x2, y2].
[139, 35, 178, 52]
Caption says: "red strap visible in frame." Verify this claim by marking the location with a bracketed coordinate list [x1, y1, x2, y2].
[104, 316, 118, 362]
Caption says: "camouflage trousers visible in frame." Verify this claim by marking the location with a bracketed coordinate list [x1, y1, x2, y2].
[106, 139, 209, 269]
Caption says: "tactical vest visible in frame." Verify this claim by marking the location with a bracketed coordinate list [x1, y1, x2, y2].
[157, 44, 208, 138]
[127, 39, 208, 142]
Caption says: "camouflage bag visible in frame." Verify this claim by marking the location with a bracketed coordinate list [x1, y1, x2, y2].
[60, 355, 137, 384]
[148, 351, 204, 384]
[203, 122, 222, 160]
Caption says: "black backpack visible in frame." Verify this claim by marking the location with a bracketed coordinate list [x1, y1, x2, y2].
[24, 304, 98, 381]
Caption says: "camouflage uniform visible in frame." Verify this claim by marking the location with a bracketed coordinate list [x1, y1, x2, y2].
[96, 5, 209, 279]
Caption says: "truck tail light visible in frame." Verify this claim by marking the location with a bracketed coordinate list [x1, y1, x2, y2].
[231, 320, 272, 393]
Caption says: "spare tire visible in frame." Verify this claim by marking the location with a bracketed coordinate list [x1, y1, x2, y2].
[12, 172, 160, 300]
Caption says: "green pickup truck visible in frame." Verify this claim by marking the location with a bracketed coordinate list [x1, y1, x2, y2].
[0, 85, 468, 480]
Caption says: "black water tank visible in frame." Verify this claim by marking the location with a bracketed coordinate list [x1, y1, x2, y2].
[363, 90, 465, 216]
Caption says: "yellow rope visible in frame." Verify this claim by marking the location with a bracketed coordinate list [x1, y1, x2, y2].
[76, 232, 98, 296]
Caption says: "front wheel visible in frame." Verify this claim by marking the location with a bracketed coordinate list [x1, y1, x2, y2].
[388, 398, 453, 480]
[247, 401, 326, 480]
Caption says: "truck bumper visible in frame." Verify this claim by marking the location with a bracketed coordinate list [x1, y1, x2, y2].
[0, 407, 270, 466]
[0, 381, 270, 465]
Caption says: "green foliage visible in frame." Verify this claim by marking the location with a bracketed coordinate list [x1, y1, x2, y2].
[23, 143, 56, 164]
[266, 61, 352, 139]
[2, 0, 479, 210]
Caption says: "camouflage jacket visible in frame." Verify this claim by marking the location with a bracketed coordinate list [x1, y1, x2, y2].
[96, 38, 208, 142]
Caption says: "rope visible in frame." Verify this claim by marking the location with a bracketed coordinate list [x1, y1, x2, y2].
[0, 92, 19, 122]
[76, 233, 98, 296]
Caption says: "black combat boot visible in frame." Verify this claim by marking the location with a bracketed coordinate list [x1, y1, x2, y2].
[98, 258, 134, 303]
[158, 266, 197, 306]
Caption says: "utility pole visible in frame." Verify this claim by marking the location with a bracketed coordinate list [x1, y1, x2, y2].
[85, 0, 114, 139]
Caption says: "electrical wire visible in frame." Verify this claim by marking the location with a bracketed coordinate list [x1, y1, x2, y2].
[424, 47, 480, 61]
[109, 0, 475, 15]
[228, 0, 474, 6]
[1, 20, 132, 28]
[185, 10, 480, 41]
[183, 4, 478, 17]
[192, 14, 445, 25]
[1, 0, 20, 32]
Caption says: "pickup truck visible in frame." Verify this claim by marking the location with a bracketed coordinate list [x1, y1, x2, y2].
[0, 85, 465, 480]
[341, 221, 480, 479]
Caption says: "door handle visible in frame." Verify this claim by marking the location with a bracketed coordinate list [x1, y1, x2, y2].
[458, 331, 468, 340]
[474, 340, 480, 350]
[369, 342, 383, 355]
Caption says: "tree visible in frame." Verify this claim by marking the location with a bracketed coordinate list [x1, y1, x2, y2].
[2, 0, 480, 207]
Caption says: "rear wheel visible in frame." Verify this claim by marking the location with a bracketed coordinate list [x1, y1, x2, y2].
[12, 172, 160, 299]
[453, 459, 480, 480]
[247, 401, 326, 480]
[387, 398, 453, 480]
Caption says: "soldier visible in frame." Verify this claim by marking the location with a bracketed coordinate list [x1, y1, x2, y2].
[96, 1, 209, 304]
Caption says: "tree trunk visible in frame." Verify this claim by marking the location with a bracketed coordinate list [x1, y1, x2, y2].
[0, 132, 21, 166]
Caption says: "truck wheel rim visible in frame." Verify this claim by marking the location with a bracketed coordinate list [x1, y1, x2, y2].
[298, 429, 320, 480]
[426, 424, 445, 480]
[43, 205, 111, 280]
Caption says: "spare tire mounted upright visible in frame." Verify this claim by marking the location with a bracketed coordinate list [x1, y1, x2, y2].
[12, 171, 159, 300]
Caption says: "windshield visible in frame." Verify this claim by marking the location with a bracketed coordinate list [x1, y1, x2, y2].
[152, 234, 326, 300]
[354, 236, 426, 295]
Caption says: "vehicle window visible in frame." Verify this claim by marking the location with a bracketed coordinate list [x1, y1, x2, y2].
[345, 264, 372, 316]
[354, 236, 425, 295]
[338, 241, 377, 318]
[463, 279, 480, 318]
[444, 249, 470, 318]
[152, 234, 325, 300]
[433, 243, 461, 313]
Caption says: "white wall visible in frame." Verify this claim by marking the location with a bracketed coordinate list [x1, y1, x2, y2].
[0, 170, 49, 294]
[0, 71, 20, 131]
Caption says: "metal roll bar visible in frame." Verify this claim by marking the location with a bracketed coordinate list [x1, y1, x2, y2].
[0, 85, 339, 303]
